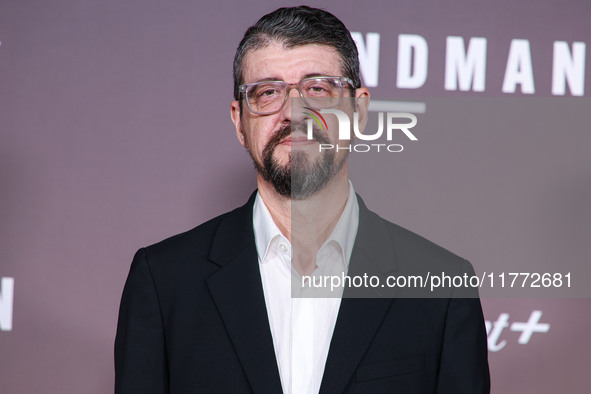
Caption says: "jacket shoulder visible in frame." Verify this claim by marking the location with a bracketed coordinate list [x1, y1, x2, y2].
[140, 193, 255, 269]
[376, 212, 478, 297]
[386, 217, 466, 265]
[367, 207, 474, 278]
[146, 212, 227, 259]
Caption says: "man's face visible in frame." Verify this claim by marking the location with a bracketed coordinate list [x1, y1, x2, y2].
[230, 43, 367, 199]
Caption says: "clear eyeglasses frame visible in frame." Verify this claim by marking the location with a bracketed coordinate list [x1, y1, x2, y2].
[238, 76, 355, 115]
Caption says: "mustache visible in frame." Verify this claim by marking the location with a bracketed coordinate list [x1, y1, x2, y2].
[271, 122, 331, 146]
[262, 121, 332, 161]
[291, 121, 331, 144]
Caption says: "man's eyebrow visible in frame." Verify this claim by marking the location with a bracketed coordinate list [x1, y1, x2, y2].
[302, 73, 331, 79]
[251, 77, 283, 83]
[249, 73, 333, 84]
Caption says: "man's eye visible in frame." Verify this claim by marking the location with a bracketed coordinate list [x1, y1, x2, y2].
[310, 86, 327, 92]
[255, 88, 280, 99]
[305, 84, 332, 95]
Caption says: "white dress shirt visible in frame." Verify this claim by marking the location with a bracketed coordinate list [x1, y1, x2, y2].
[253, 182, 359, 394]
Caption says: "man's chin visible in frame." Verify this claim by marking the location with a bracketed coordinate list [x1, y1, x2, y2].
[253, 138, 339, 199]
[270, 153, 291, 170]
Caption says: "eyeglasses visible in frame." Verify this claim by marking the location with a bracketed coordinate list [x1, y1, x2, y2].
[238, 76, 355, 115]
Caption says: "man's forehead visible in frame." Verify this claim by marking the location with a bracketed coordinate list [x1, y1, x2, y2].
[241, 42, 342, 83]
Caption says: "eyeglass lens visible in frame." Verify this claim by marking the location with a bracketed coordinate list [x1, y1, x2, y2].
[246, 78, 343, 114]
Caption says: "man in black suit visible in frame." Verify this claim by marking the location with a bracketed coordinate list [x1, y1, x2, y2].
[115, 6, 490, 393]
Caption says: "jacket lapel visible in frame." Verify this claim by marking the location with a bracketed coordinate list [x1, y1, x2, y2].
[206, 192, 283, 394]
[319, 297, 392, 393]
[319, 196, 399, 393]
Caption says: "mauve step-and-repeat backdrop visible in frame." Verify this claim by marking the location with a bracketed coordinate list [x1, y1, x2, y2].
[1, 0, 589, 393]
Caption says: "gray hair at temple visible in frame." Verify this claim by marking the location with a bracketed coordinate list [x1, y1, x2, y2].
[232, 6, 361, 100]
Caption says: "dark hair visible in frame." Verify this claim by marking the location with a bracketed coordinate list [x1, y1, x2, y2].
[232, 6, 361, 100]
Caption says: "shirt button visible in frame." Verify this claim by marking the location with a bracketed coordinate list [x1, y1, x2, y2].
[279, 243, 287, 252]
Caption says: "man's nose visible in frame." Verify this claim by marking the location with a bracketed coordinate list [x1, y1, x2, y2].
[281, 87, 304, 122]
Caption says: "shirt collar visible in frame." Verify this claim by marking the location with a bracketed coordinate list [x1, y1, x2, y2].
[253, 192, 284, 264]
[252, 181, 359, 266]
[323, 181, 359, 266]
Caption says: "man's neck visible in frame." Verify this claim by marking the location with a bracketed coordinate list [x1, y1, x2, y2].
[257, 169, 350, 275]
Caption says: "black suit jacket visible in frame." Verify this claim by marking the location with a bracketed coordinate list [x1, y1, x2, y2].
[115, 192, 490, 393]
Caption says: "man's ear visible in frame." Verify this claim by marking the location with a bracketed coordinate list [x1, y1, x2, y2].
[230, 100, 246, 147]
[354, 87, 371, 132]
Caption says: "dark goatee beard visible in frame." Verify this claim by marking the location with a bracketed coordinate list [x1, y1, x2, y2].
[246, 123, 345, 200]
